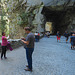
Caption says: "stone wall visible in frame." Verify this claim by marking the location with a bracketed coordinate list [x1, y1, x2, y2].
[42, 0, 75, 6]
[67, 17, 75, 32]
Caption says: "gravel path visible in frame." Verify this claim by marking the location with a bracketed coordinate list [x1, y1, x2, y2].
[0, 36, 75, 75]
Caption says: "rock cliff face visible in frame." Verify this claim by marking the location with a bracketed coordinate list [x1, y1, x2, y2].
[42, 0, 75, 6]
[2, 0, 75, 38]
[6, 0, 45, 38]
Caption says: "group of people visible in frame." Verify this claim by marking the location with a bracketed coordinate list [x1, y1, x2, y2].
[45, 31, 50, 38]
[1, 27, 35, 72]
[1, 27, 75, 72]
[56, 31, 75, 49]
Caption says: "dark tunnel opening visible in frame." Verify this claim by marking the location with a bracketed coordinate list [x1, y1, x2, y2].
[41, 6, 69, 35]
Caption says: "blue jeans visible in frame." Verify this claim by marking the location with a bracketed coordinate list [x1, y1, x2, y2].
[26, 48, 34, 70]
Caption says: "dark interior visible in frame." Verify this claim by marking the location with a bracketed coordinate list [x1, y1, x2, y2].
[41, 6, 69, 35]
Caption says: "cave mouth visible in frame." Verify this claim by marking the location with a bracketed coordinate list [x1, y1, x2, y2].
[41, 6, 68, 35]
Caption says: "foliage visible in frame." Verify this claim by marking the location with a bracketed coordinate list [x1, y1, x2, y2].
[20, 12, 29, 24]
[18, 12, 31, 27]
[0, 16, 7, 32]
[0, 4, 7, 33]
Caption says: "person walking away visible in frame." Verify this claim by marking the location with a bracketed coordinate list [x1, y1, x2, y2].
[64, 31, 69, 43]
[1, 32, 9, 60]
[21, 27, 35, 71]
[70, 34, 75, 49]
[56, 31, 61, 42]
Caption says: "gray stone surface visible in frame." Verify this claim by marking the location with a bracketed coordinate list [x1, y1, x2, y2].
[0, 36, 75, 75]
[41, 0, 75, 6]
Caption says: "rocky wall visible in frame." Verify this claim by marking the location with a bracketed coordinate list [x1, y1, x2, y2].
[5, 0, 45, 39]
[2, 0, 75, 35]
[41, 0, 75, 34]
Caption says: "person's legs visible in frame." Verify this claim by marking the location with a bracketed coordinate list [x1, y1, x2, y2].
[4, 46, 7, 58]
[38, 36, 40, 41]
[71, 42, 73, 49]
[48, 35, 49, 38]
[28, 49, 34, 70]
[66, 37, 68, 43]
[1, 46, 5, 59]
[35, 36, 38, 42]
[26, 48, 28, 66]
[57, 36, 58, 42]
[71, 45, 73, 49]
[35, 36, 37, 42]
[37, 36, 39, 41]
[58, 37, 60, 42]
[66, 37, 67, 42]
[39, 36, 40, 40]
[26, 48, 34, 70]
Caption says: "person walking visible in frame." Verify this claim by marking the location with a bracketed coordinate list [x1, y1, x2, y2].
[21, 27, 35, 71]
[56, 31, 61, 42]
[1, 32, 9, 60]
[70, 34, 75, 49]
[64, 31, 69, 43]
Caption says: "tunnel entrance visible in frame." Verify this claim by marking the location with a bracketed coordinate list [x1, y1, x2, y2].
[42, 6, 69, 35]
